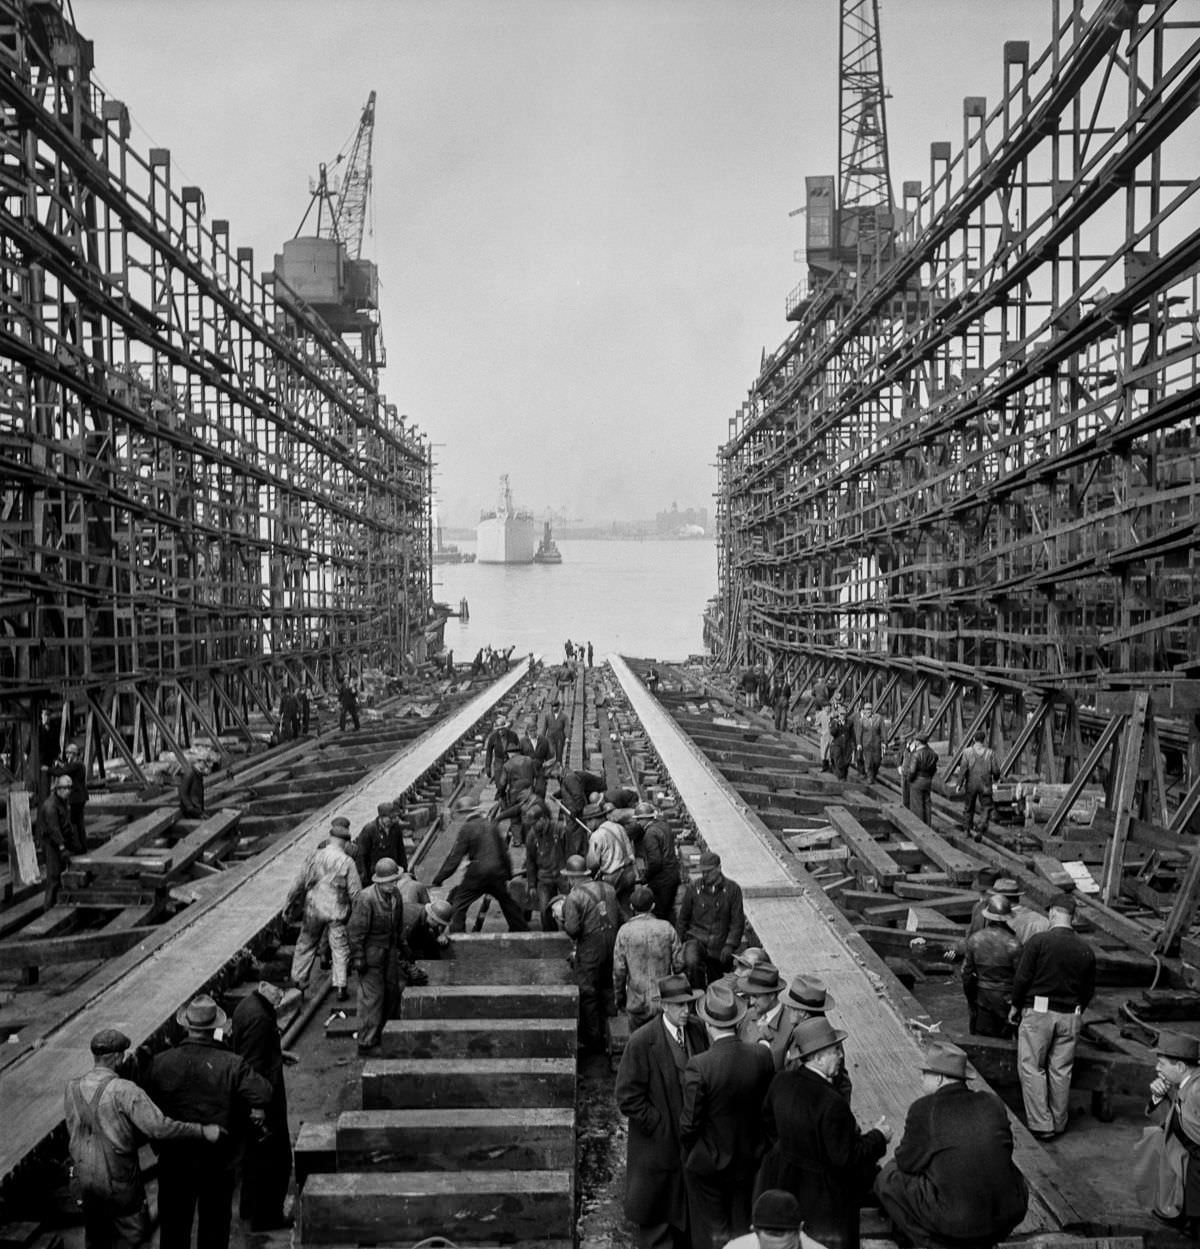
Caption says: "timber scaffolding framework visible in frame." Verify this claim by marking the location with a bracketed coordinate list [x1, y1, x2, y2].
[0, 0, 434, 786]
[712, 0, 1200, 922]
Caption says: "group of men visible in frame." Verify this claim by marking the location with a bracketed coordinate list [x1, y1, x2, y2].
[617, 966, 1028, 1249]
[564, 638, 594, 666]
[65, 982, 297, 1249]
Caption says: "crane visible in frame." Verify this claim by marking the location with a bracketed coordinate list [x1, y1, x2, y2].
[293, 91, 376, 259]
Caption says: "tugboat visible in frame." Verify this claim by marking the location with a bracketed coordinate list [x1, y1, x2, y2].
[533, 520, 563, 564]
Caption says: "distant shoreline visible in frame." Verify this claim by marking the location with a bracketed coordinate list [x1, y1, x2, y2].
[440, 529, 711, 542]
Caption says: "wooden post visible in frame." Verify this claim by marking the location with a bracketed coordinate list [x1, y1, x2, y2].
[1101, 692, 1150, 906]
[6, 787, 41, 889]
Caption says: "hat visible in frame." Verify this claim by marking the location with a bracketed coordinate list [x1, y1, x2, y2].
[697, 982, 748, 1028]
[697, 851, 721, 870]
[733, 947, 768, 970]
[634, 800, 657, 819]
[1048, 890, 1077, 914]
[783, 975, 835, 1013]
[176, 994, 229, 1032]
[562, 855, 590, 879]
[752, 1189, 803, 1232]
[737, 964, 785, 996]
[581, 802, 605, 820]
[790, 1016, 847, 1061]
[916, 726, 932, 743]
[551, 700, 561, 708]
[610, 807, 636, 825]
[330, 816, 351, 829]
[1156, 1031, 1200, 1062]
[921, 1042, 969, 1080]
[982, 895, 1012, 922]
[631, 885, 655, 913]
[975, 866, 1000, 889]
[329, 824, 352, 841]
[65, 742, 81, 757]
[377, 802, 396, 817]
[658, 973, 702, 1004]
[90, 1028, 131, 1056]
[993, 877, 1022, 898]
[372, 857, 401, 884]
[426, 899, 454, 926]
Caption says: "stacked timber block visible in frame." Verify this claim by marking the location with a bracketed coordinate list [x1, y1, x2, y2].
[298, 931, 578, 1248]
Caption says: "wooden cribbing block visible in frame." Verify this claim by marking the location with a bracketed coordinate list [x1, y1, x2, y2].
[882, 803, 984, 884]
[864, 891, 978, 923]
[144, 809, 241, 881]
[446, 932, 572, 960]
[422, 958, 572, 986]
[293, 1122, 336, 1186]
[73, 810, 177, 874]
[361, 1058, 575, 1109]
[825, 806, 904, 887]
[903, 906, 964, 934]
[336, 1108, 575, 1170]
[380, 1018, 576, 1059]
[401, 984, 578, 1020]
[299, 1170, 573, 1245]
[0, 927, 159, 971]
[16, 905, 77, 941]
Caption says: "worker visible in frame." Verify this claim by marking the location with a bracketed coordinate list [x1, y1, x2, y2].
[286, 820, 361, 1002]
[277, 688, 300, 742]
[483, 716, 519, 786]
[994, 877, 1050, 944]
[632, 799, 681, 921]
[587, 807, 638, 920]
[66, 1028, 219, 1249]
[962, 894, 1020, 1038]
[771, 676, 792, 732]
[145, 996, 273, 1249]
[557, 767, 606, 819]
[230, 981, 299, 1233]
[561, 854, 620, 1057]
[37, 772, 75, 905]
[177, 763, 207, 819]
[544, 699, 569, 765]
[51, 742, 89, 853]
[724, 1188, 820, 1249]
[337, 678, 360, 731]
[614, 884, 682, 1030]
[903, 728, 939, 825]
[675, 851, 746, 990]
[431, 804, 529, 933]
[875, 1043, 1028, 1247]
[855, 702, 885, 784]
[353, 801, 409, 880]
[347, 857, 414, 1053]
[964, 867, 1002, 937]
[1009, 891, 1096, 1140]
[524, 799, 586, 931]
[407, 898, 454, 959]
[827, 698, 853, 781]
[956, 730, 1000, 838]
[297, 684, 311, 734]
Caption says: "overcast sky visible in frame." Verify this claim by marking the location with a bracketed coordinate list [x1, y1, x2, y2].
[76, 0, 1052, 527]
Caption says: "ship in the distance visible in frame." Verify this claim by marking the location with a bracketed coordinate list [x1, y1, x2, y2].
[533, 520, 563, 564]
[476, 475, 538, 564]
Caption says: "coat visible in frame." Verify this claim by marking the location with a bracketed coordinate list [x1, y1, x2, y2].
[738, 1005, 794, 1071]
[347, 885, 410, 970]
[680, 1036, 775, 1178]
[431, 817, 511, 889]
[875, 1082, 1027, 1241]
[615, 1015, 710, 1227]
[757, 1064, 887, 1249]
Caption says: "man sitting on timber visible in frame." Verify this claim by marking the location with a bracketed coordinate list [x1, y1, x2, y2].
[676, 852, 746, 990]
[875, 1043, 1027, 1248]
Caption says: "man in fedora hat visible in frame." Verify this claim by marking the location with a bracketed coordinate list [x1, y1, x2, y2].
[615, 973, 709, 1248]
[903, 729, 939, 825]
[993, 876, 1049, 945]
[65, 1028, 220, 1249]
[676, 851, 746, 990]
[1144, 1031, 1200, 1230]
[348, 857, 417, 1052]
[230, 981, 300, 1232]
[562, 855, 620, 1057]
[737, 964, 793, 1071]
[757, 1017, 890, 1249]
[962, 894, 1020, 1037]
[145, 996, 272, 1249]
[615, 885, 683, 1031]
[875, 1043, 1027, 1248]
[1010, 891, 1095, 1139]
[681, 983, 776, 1249]
[432, 804, 529, 933]
[286, 817, 361, 1002]
[780, 977, 853, 1102]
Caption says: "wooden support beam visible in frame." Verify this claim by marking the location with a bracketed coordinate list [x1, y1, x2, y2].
[445, 932, 572, 961]
[73, 810, 178, 876]
[400, 985, 579, 1021]
[882, 803, 984, 884]
[380, 1018, 577, 1059]
[142, 809, 241, 882]
[1042, 715, 1126, 841]
[0, 927, 159, 971]
[361, 1058, 576, 1109]
[422, 959, 573, 987]
[1102, 692, 1150, 905]
[825, 806, 904, 887]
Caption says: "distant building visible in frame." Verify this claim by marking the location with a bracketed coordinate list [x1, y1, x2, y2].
[655, 502, 708, 537]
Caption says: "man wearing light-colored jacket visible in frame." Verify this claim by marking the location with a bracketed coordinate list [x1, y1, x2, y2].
[287, 820, 361, 1000]
[615, 885, 682, 1029]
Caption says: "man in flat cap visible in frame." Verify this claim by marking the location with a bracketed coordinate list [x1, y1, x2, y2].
[902, 728, 939, 825]
[1010, 891, 1095, 1139]
[875, 1043, 1027, 1248]
[286, 818, 361, 1002]
[676, 851, 746, 990]
[353, 801, 409, 881]
[681, 983, 775, 1248]
[615, 973, 709, 1248]
[146, 997, 273, 1249]
[66, 1028, 219, 1249]
[757, 1017, 890, 1249]
[1142, 1031, 1200, 1230]
[726, 1188, 820, 1249]
[615, 884, 682, 1031]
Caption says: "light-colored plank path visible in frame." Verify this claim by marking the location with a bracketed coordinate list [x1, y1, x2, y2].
[609, 655, 1092, 1232]
[0, 661, 532, 1182]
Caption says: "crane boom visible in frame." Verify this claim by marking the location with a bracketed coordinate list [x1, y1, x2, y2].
[334, 91, 376, 260]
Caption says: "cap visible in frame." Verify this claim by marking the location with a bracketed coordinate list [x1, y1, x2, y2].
[697, 851, 721, 870]
[90, 1028, 131, 1056]
[752, 1189, 803, 1232]
[329, 824, 352, 841]
[330, 816, 351, 829]
[921, 1041, 969, 1080]
[631, 885, 655, 912]
[377, 802, 396, 817]
[633, 800, 657, 819]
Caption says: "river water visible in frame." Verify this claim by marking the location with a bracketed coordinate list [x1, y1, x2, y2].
[433, 538, 716, 663]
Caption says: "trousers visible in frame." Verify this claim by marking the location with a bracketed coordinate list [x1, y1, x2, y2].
[157, 1148, 236, 1249]
[81, 1191, 151, 1249]
[686, 1166, 755, 1249]
[446, 873, 529, 933]
[680, 941, 725, 991]
[575, 941, 615, 1053]
[963, 787, 993, 835]
[237, 1086, 291, 1229]
[1018, 1008, 1078, 1134]
[291, 916, 349, 989]
[357, 948, 402, 1050]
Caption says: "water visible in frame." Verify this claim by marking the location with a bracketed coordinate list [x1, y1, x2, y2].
[434, 538, 716, 663]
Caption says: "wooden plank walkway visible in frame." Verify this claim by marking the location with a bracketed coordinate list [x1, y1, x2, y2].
[608, 655, 1095, 1233]
[0, 661, 533, 1183]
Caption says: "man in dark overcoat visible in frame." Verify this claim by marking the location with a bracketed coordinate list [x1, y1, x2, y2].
[231, 982, 298, 1232]
[680, 983, 776, 1249]
[614, 974, 709, 1249]
[876, 1043, 1028, 1247]
[347, 858, 413, 1053]
[632, 800, 681, 921]
[756, 1017, 891, 1249]
[430, 806, 528, 934]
